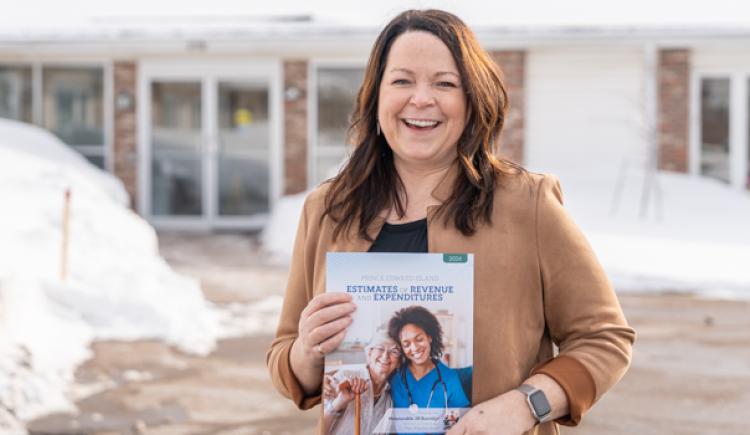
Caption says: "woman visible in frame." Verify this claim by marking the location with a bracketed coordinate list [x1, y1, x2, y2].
[267, 9, 635, 435]
[386, 306, 470, 414]
[322, 331, 401, 434]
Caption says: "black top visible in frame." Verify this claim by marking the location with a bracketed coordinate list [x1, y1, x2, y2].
[368, 218, 428, 253]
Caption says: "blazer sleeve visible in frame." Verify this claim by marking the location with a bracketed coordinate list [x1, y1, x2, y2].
[265, 194, 322, 410]
[531, 175, 636, 425]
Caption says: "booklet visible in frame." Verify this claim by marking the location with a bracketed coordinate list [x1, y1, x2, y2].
[324, 252, 473, 435]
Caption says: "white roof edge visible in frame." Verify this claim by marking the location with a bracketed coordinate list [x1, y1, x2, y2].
[3, 24, 750, 57]
[4, 23, 750, 43]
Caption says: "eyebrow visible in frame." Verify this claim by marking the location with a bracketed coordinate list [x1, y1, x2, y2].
[388, 68, 460, 79]
[402, 333, 426, 342]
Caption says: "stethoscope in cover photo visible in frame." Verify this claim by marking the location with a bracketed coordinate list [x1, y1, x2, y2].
[403, 358, 448, 415]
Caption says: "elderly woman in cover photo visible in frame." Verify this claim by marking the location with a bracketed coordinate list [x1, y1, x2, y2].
[321, 330, 401, 434]
[267, 8, 635, 435]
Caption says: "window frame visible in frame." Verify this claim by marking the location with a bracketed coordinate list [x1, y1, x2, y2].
[0, 59, 113, 171]
[307, 59, 367, 189]
[690, 68, 749, 190]
[0, 63, 34, 123]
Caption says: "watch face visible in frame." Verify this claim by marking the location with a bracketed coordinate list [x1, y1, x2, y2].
[529, 390, 552, 416]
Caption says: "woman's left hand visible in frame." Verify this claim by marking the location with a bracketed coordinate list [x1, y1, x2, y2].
[446, 390, 536, 435]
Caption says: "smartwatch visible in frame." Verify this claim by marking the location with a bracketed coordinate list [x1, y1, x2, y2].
[517, 384, 553, 424]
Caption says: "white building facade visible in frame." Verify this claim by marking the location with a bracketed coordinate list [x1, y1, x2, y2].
[1, 19, 748, 230]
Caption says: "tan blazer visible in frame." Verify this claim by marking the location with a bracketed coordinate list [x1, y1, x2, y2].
[267, 166, 635, 434]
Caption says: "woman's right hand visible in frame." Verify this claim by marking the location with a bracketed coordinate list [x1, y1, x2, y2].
[296, 292, 356, 363]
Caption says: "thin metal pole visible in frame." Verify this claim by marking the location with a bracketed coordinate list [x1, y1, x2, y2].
[60, 188, 71, 282]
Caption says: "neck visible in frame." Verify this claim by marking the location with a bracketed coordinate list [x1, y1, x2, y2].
[388, 159, 453, 223]
[408, 359, 435, 381]
[369, 367, 388, 395]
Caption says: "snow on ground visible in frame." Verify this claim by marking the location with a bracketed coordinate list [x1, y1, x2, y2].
[260, 192, 306, 265]
[0, 119, 221, 431]
[549, 167, 750, 298]
[263, 165, 750, 298]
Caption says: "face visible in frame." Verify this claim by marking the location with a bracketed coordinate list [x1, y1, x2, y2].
[399, 323, 433, 366]
[378, 31, 468, 171]
[366, 338, 401, 377]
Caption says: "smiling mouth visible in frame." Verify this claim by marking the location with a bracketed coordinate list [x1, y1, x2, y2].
[402, 118, 441, 130]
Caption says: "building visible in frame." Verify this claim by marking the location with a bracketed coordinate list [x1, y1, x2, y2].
[2, 16, 749, 230]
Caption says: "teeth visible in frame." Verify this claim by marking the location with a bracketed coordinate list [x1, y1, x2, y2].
[404, 119, 438, 128]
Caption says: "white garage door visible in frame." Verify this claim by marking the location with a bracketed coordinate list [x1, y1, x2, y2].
[525, 46, 647, 178]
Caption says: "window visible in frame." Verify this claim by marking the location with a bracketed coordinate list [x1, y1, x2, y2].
[313, 66, 365, 186]
[43, 67, 105, 167]
[700, 77, 731, 183]
[150, 81, 203, 216]
[0, 63, 107, 169]
[0, 65, 33, 123]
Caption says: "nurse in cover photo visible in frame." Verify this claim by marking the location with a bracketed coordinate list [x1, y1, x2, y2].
[387, 306, 471, 424]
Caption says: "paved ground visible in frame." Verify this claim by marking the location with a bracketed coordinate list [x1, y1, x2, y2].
[26, 232, 750, 435]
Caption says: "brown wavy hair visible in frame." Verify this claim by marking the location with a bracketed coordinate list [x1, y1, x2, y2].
[323, 9, 524, 241]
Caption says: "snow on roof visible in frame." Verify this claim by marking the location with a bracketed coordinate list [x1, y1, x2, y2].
[3, 0, 750, 44]
[3, 18, 750, 43]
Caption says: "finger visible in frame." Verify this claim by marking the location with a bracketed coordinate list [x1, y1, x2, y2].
[358, 381, 369, 393]
[308, 316, 353, 346]
[300, 293, 352, 319]
[307, 302, 356, 328]
[316, 328, 348, 356]
[446, 418, 465, 435]
[352, 378, 363, 392]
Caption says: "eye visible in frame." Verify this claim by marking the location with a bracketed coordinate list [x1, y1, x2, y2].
[392, 78, 410, 85]
[437, 81, 457, 88]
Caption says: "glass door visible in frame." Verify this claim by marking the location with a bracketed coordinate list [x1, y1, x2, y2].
[142, 62, 279, 230]
[214, 81, 270, 220]
[150, 80, 203, 216]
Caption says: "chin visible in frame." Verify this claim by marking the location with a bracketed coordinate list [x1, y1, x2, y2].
[398, 149, 439, 162]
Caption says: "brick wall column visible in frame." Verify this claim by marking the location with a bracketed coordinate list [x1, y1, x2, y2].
[489, 50, 526, 165]
[283, 60, 308, 195]
[113, 61, 138, 209]
[658, 49, 690, 172]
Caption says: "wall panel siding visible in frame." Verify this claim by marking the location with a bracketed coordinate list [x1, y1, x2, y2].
[526, 47, 647, 177]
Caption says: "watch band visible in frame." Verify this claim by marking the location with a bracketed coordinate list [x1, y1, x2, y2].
[517, 384, 553, 424]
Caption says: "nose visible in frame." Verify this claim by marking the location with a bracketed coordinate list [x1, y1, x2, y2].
[409, 83, 435, 108]
[377, 351, 389, 363]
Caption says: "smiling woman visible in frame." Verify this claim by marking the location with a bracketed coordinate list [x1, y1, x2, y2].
[377, 31, 468, 172]
[386, 306, 470, 417]
[267, 9, 634, 435]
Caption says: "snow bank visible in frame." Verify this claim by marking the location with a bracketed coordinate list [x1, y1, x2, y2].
[260, 192, 306, 263]
[547, 167, 750, 297]
[0, 119, 220, 429]
[262, 165, 750, 298]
